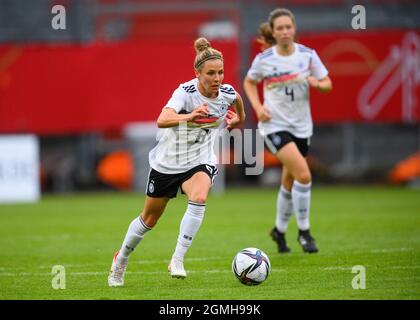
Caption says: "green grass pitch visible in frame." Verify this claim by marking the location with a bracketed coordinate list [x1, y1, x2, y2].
[0, 186, 419, 300]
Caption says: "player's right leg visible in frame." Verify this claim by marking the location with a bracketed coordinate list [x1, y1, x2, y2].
[276, 143, 318, 253]
[271, 166, 294, 253]
[108, 196, 169, 287]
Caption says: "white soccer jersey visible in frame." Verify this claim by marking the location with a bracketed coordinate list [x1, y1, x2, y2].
[149, 78, 237, 174]
[247, 43, 328, 138]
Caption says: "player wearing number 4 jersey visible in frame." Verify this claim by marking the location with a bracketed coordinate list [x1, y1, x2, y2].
[244, 8, 332, 254]
[108, 37, 245, 286]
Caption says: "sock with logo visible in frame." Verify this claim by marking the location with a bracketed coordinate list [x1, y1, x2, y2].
[292, 181, 312, 231]
[172, 201, 206, 261]
[275, 185, 293, 233]
[118, 216, 152, 259]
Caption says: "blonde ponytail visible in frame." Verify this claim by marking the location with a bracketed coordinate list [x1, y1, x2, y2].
[194, 37, 223, 71]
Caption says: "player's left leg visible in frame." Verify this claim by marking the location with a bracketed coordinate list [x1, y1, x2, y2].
[168, 171, 212, 278]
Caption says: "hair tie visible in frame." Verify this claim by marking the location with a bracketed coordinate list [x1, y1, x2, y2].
[195, 54, 223, 69]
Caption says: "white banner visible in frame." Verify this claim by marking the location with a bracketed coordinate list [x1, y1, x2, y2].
[0, 135, 40, 203]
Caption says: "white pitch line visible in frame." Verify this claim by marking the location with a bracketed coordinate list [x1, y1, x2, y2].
[370, 248, 414, 253]
[321, 265, 420, 271]
[0, 268, 286, 277]
[36, 256, 228, 270]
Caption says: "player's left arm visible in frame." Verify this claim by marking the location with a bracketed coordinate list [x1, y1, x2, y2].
[307, 75, 332, 93]
[226, 93, 246, 130]
[307, 50, 333, 93]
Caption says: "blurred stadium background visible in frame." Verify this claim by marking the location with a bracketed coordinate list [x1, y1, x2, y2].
[0, 0, 419, 195]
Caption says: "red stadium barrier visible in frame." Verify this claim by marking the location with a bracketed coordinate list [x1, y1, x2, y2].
[0, 39, 239, 134]
[0, 30, 418, 135]
[251, 29, 420, 124]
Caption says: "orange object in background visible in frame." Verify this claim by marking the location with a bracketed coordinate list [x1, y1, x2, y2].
[389, 152, 420, 184]
[263, 149, 281, 168]
[97, 151, 133, 189]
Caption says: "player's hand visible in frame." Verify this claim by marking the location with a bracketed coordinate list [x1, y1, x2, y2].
[225, 110, 241, 130]
[256, 105, 271, 122]
[190, 104, 209, 121]
[306, 76, 319, 88]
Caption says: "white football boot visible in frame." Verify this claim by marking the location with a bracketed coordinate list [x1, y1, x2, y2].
[108, 251, 128, 287]
[168, 257, 187, 279]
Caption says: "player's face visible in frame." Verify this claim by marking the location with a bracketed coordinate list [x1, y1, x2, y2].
[272, 16, 295, 46]
[195, 59, 224, 98]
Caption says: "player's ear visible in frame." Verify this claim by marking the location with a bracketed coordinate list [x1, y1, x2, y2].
[194, 68, 200, 78]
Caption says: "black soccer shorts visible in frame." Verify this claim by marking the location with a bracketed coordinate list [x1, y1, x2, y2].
[146, 164, 218, 198]
[264, 131, 310, 157]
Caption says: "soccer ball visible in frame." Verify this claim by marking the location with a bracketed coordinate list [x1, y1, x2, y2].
[232, 247, 271, 285]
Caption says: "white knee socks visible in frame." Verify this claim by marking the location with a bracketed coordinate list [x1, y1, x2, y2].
[292, 181, 312, 231]
[173, 201, 206, 261]
[118, 216, 152, 259]
[275, 185, 293, 233]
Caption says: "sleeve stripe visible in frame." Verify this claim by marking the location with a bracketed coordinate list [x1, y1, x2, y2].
[182, 84, 196, 93]
[220, 90, 236, 95]
[220, 86, 235, 94]
[220, 88, 235, 92]
[298, 45, 313, 54]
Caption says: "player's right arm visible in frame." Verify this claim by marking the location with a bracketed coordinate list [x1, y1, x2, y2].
[157, 85, 209, 128]
[243, 76, 271, 122]
[157, 105, 209, 128]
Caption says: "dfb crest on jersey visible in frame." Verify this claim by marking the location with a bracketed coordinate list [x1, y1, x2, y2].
[221, 103, 228, 115]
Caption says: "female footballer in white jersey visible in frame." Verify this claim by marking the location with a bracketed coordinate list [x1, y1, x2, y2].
[108, 37, 245, 286]
[244, 8, 332, 254]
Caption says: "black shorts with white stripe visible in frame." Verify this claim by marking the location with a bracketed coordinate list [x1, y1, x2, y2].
[146, 164, 218, 199]
[264, 131, 310, 157]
